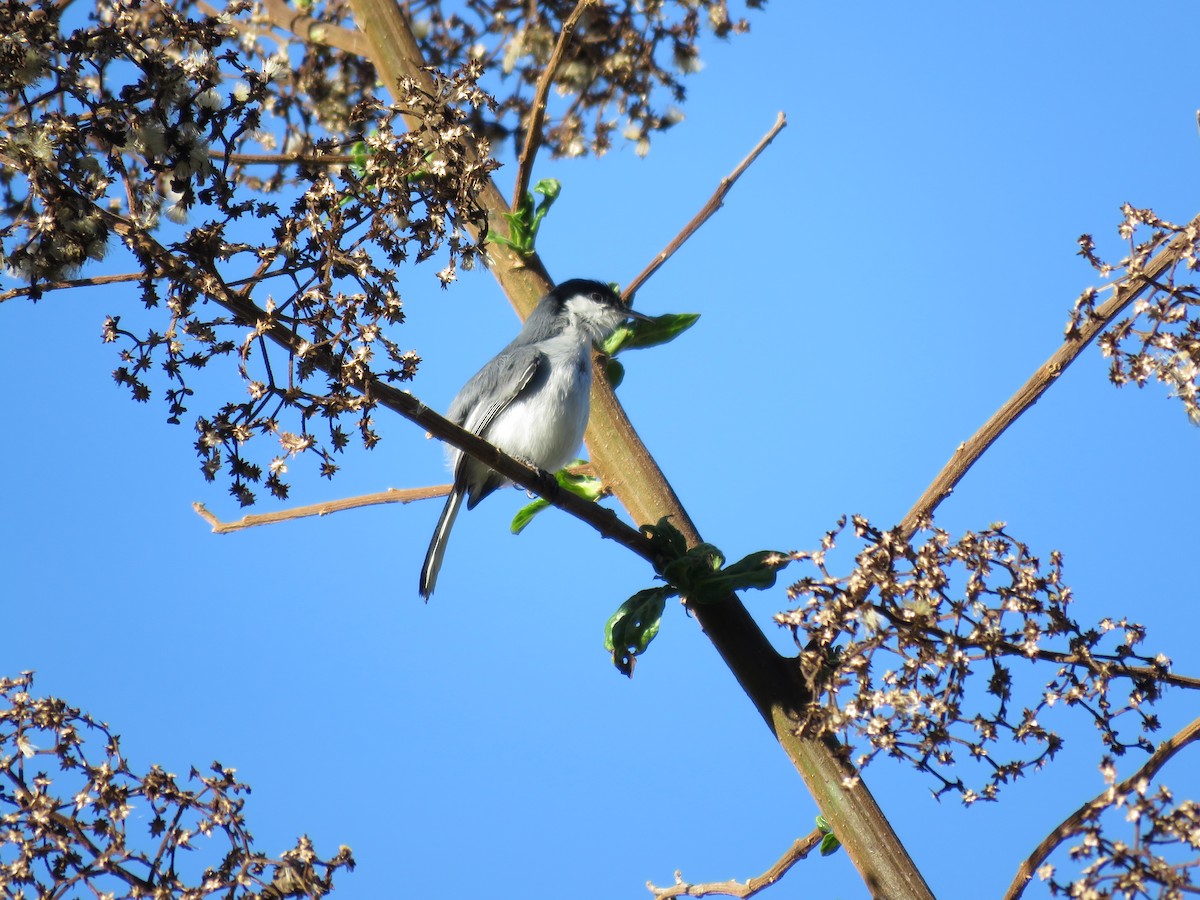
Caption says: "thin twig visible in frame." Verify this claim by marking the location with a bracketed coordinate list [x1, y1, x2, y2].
[646, 830, 823, 899]
[211, 151, 357, 166]
[193, 3, 929, 891]
[1003, 715, 1200, 900]
[193, 486, 448, 533]
[0, 270, 147, 304]
[623, 111, 787, 302]
[896, 215, 1200, 542]
[510, 0, 597, 210]
[193, 464, 600, 532]
[94, 210, 652, 560]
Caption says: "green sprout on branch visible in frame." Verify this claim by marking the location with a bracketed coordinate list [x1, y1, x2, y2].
[510, 463, 606, 534]
[816, 816, 842, 857]
[605, 518, 789, 676]
[491, 178, 561, 257]
[510, 304, 698, 528]
[602, 308, 699, 386]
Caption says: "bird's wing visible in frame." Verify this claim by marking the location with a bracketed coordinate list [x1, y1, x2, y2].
[451, 344, 543, 436]
[445, 345, 544, 493]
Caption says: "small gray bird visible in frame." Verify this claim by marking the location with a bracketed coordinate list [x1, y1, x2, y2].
[419, 279, 651, 598]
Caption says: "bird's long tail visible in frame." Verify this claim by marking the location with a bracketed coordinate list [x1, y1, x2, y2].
[419, 486, 464, 599]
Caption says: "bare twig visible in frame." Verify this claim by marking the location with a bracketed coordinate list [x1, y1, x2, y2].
[647, 830, 824, 899]
[210, 151, 357, 166]
[93, 209, 653, 562]
[623, 111, 787, 302]
[1004, 715, 1200, 900]
[510, 0, 597, 210]
[0, 271, 147, 304]
[896, 215, 1200, 542]
[193, 486, 448, 533]
[193, 464, 601, 533]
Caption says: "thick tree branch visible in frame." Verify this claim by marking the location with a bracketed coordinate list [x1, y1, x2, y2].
[896, 216, 1200, 541]
[1003, 715, 1200, 900]
[257, 0, 371, 56]
[320, 4, 936, 896]
[346, 0, 553, 313]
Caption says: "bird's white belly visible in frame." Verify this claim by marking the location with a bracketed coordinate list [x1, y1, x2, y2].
[485, 339, 592, 472]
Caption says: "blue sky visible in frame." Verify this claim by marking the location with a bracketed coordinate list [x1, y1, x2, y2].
[5, 3, 1200, 897]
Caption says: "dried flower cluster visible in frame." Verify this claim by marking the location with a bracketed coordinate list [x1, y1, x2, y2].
[0, 0, 751, 503]
[406, 0, 761, 158]
[1, 0, 498, 503]
[1071, 206, 1200, 425]
[1041, 756, 1200, 899]
[776, 517, 1183, 804]
[0, 672, 353, 898]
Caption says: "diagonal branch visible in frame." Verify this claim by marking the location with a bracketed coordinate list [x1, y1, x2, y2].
[100, 207, 658, 564]
[647, 830, 824, 899]
[209, 150, 357, 166]
[193, 486, 448, 533]
[346, 0, 554, 310]
[510, 0, 597, 210]
[319, 4, 934, 896]
[623, 112, 786, 301]
[0, 270, 148, 304]
[1003, 715, 1200, 900]
[193, 464, 602, 533]
[896, 215, 1200, 541]
[256, 0, 371, 56]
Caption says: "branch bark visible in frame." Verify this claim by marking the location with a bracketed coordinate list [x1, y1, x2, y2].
[340, 2, 939, 896]
[895, 216, 1200, 541]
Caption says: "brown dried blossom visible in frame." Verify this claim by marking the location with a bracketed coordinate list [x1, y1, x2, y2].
[0, 672, 354, 898]
[402, 0, 760, 158]
[0, 0, 752, 504]
[1, 0, 495, 503]
[1070, 206, 1200, 425]
[776, 517, 1185, 804]
[1041, 757, 1200, 898]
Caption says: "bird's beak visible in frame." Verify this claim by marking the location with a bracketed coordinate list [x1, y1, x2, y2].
[624, 307, 655, 322]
